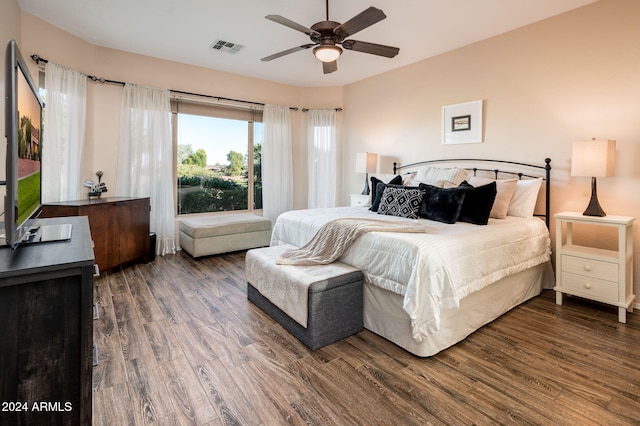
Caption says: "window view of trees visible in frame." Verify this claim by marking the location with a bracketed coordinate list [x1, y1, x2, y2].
[176, 113, 262, 215]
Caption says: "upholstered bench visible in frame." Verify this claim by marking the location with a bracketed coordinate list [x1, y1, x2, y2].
[246, 245, 363, 350]
[179, 213, 272, 258]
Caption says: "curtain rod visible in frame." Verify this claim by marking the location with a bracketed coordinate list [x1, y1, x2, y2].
[30, 54, 311, 112]
[170, 89, 298, 111]
[301, 108, 342, 112]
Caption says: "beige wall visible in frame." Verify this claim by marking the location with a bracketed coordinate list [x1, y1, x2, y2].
[0, 0, 22, 200]
[342, 0, 640, 300]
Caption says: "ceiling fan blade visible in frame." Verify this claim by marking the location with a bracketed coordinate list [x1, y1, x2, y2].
[265, 15, 320, 37]
[341, 40, 399, 58]
[261, 44, 316, 61]
[333, 7, 386, 39]
[323, 60, 338, 74]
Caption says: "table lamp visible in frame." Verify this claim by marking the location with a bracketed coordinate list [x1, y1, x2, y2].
[355, 152, 377, 195]
[571, 139, 616, 217]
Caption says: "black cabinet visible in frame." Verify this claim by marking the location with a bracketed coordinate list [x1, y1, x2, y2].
[0, 216, 94, 425]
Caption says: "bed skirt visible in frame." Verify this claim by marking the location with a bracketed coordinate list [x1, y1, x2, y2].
[363, 261, 555, 357]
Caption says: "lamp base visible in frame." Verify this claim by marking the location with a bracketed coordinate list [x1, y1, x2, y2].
[583, 176, 606, 217]
[361, 173, 370, 195]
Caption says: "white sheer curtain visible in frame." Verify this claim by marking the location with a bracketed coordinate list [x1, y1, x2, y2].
[42, 62, 86, 203]
[307, 109, 337, 208]
[262, 105, 293, 223]
[116, 83, 175, 256]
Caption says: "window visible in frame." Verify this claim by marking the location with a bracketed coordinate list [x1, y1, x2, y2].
[173, 100, 262, 215]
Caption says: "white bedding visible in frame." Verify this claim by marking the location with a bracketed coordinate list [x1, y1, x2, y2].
[271, 206, 551, 342]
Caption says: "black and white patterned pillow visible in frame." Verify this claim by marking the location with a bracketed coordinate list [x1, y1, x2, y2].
[377, 187, 423, 219]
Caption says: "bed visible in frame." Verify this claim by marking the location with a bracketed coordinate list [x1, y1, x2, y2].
[270, 158, 554, 357]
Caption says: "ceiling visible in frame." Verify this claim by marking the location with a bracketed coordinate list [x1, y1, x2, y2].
[17, 0, 598, 87]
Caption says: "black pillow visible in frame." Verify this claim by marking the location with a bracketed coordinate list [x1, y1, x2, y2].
[369, 175, 403, 212]
[457, 181, 497, 225]
[418, 183, 466, 224]
[370, 175, 402, 200]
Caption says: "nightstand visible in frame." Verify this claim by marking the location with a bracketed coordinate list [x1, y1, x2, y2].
[554, 211, 635, 322]
[350, 194, 370, 207]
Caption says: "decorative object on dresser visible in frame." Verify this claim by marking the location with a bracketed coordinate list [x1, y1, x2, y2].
[571, 139, 616, 217]
[40, 196, 151, 272]
[554, 211, 634, 323]
[83, 170, 108, 198]
[0, 217, 94, 425]
[355, 152, 377, 195]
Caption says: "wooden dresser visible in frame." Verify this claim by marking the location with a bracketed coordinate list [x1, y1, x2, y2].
[41, 196, 150, 272]
[0, 216, 94, 425]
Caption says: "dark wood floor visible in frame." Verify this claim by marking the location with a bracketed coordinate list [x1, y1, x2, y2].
[92, 250, 640, 425]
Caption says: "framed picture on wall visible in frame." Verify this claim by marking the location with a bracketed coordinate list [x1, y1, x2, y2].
[442, 100, 483, 144]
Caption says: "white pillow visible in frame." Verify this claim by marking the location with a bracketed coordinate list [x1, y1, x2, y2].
[508, 178, 542, 218]
[468, 177, 517, 219]
[415, 166, 469, 186]
[403, 178, 458, 188]
[400, 172, 416, 185]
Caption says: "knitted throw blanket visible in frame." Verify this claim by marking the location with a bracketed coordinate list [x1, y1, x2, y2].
[276, 218, 427, 266]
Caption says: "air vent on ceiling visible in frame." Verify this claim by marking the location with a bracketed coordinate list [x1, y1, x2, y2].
[210, 40, 244, 54]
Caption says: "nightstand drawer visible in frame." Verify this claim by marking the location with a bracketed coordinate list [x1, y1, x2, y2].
[350, 194, 370, 207]
[561, 273, 618, 302]
[561, 255, 618, 282]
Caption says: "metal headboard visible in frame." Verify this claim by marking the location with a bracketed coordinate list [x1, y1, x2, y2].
[393, 158, 552, 228]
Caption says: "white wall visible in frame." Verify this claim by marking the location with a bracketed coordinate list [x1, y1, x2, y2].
[342, 0, 640, 300]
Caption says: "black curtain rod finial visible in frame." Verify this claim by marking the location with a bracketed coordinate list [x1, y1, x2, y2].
[31, 54, 48, 64]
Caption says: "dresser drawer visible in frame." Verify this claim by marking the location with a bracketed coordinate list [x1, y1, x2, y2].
[561, 255, 618, 282]
[561, 272, 618, 302]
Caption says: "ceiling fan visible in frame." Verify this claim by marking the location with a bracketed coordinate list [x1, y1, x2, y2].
[261, 0, 400, 74]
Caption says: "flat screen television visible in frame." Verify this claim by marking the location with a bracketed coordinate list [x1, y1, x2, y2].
[4, 40, 72, 249]
[4, 39, 44, 248]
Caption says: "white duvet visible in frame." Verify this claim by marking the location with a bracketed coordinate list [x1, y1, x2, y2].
[271, 206, 551, 342]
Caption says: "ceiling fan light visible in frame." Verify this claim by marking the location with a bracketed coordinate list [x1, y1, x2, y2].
[313, 45, 342, 62]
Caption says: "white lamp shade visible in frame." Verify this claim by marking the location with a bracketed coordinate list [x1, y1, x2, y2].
[355, 152, 377, 174]
[571, 139, 616, 177]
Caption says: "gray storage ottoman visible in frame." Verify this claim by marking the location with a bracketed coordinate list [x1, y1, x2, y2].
[179, 213, 272, 258]
[246, 245, 363, 350]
